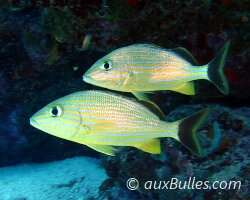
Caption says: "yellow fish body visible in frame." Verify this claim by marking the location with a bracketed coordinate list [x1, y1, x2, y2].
[83, 42, 230, 100]
[30, 90, 211, 157]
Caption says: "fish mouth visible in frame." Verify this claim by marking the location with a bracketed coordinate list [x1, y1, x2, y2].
[83, 75, 122, 92]
[30, 118, 39, 128]
[82, 75, 94, 84]
[82, 75, 106, 88]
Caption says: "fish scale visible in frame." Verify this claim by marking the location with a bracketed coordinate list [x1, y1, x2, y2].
[74, 91, 172, 145]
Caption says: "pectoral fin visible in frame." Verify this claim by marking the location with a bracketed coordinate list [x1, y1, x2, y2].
[86, 144, 117, 156]
[174, 82, 195, 95]
[133, 139, 161, 154]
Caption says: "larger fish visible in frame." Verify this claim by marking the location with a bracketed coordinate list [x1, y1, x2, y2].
[83, 42, 230, 101]
[30, 90, 211, 157]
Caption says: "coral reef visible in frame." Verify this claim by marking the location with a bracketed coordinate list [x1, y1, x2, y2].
[99, 105, 250, 200]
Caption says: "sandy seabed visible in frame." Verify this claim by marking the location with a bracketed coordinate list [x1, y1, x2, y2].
[0, 156, 108, 200]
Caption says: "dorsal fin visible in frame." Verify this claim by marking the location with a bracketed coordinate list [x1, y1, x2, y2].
[169, 47, 198, 65]
[129, 44, 165, 50]
[127, 44, 198, 66]
[138, 99, 167, 121]
[132, 91, 151, 102]
[131, 91, 166, 121]
[97, 90, 167, 120]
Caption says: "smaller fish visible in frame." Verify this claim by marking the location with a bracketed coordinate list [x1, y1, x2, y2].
[30, 90, 214, 157]
[82, 34, 92, 50]
[83, 42, 230, 101]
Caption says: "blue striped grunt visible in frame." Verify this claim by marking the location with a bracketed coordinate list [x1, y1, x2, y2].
[30, 90, 212, 157]
[83, 42, 230, 101]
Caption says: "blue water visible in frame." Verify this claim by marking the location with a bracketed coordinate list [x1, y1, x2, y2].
[0, 1, 249, 200]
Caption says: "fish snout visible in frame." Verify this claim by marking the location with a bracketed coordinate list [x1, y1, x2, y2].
[30, 117, 39, 128]
[82, 74, 91, 82]
[82, 74, 96, 85]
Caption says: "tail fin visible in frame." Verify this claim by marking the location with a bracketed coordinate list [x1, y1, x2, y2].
[177, 107, 210, 157]
[207, 41, 230, 95]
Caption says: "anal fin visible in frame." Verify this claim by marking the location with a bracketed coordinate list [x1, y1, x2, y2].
[86, 144, 117, 156]
[174, 82, 195, 95]
[133, 139, 161, 154]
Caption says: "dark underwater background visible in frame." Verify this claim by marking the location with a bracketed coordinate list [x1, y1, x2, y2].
[0, 0, 249, 199]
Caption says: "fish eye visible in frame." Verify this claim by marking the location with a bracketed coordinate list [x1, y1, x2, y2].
[49, 106, 62, 117]
[102, 61, 112, 70]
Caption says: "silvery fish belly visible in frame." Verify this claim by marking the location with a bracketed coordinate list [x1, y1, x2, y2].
[30, 90, 213, 157]
[83, 42, 230, 101]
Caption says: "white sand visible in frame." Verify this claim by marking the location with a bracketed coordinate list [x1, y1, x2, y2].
[0, 157, 108, 200]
